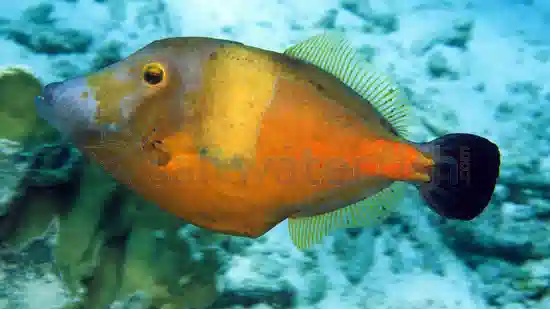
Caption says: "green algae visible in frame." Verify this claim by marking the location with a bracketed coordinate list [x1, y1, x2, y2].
[0, 67, 226, 309]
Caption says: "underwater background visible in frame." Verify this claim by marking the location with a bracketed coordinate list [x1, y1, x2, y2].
[0, 0, 549, 308]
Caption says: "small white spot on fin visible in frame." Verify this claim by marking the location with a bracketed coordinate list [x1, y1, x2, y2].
[287, 182, 407, 249]
[284, 32, 410, 137]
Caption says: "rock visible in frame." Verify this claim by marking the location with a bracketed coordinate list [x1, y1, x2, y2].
[357, 44, 377, 62]
[331, 230, 375, 284]
[0, 0, 177, 80]
[0, 223, 68, 309]
[0, 66, 77, 247]
[219, 241, 299, 309]
[519, 259, 550, 299]
[1, 145, 230, 309]
[475, 258, 539, 306]
[292, 249, 329, 305]
[436, 73, 550, 272]
[341, 1, 399, 34]
[357, 273, 487, 309]
[439, 16, 474, 49]
[91, 41, 124, 70]
[503, 303, 528, 309]
[0, 140, 27, 217]
[301, 271, 328, 305]
[411, 16, 475, 55]
[4, 3, 93, 54]
[250, 304, 275, 309]
[108, 292, 151, 309]
[427, 51, 452, 78]
[536, 299, 550, 309]
[315, 9, 339, 29]
[426, 49, 460, 79]
[210, 284, 296, 309]
[15, 143, 82, 187]
[360, 13, 398, 34]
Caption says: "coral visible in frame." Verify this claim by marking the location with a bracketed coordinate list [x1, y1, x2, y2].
[0, 228, 69, 309]
[0, 66, 62, 227]
[0, 66, 57, 146]
[0, 105, 227, 309]
[1, 148, 228, 309]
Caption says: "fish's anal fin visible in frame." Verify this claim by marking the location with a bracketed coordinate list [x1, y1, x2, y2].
[287, 182, 407, 249]
[284, 32, 409, 137]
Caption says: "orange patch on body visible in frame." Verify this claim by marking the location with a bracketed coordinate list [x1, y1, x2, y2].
[82, 69, 433, 238]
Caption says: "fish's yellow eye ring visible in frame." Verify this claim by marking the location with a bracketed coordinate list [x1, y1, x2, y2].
[142, 62, 167, 88]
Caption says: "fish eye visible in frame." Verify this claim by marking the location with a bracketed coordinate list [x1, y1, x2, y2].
[142, 62, 166, 86]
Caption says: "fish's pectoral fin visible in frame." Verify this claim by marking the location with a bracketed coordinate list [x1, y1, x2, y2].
[140, 137, 172, 167]
[284, 32, 409, 137]
[287, 182, 407, 249]
[139, 126, 175, 167]
[150, 147, 171, 166]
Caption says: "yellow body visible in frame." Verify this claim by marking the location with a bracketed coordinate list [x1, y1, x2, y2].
[76, 37, 433, 238]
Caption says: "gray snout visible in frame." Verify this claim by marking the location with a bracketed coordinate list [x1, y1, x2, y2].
[42, 81, 61, 104]
[35, 78, 100, 136]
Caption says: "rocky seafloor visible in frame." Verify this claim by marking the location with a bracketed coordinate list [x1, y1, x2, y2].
[0, 0, 549, 309]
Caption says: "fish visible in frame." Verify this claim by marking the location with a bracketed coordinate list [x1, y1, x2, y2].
[35, 33, 501, 249]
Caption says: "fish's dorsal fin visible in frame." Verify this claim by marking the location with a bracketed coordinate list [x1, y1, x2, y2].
[284, 33, 409, 137]
[287, 182, 407, 249]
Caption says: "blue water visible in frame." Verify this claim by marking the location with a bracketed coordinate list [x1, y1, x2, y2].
[0, 1, 549, 309]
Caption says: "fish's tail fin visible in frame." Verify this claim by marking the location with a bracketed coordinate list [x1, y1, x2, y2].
[416, 133, 500, 220]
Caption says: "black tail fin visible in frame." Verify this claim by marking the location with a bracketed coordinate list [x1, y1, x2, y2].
[416, 133, 501, 220]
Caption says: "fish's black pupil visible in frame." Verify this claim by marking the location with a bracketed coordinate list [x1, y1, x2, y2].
[144, 67, 163, 85]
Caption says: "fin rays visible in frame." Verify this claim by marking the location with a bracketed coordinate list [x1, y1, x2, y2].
[288, 182, 407, 249]
[284, 32, 409, 137]
[282, 33, 414, 249]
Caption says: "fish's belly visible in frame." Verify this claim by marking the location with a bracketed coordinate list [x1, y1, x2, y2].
[145, 152, 372, 235]
[80, 138, 306, 237]
[81, 135, 373, 238]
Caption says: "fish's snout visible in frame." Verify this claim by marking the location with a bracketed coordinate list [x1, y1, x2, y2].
[41, 81, 62, 105]
[35, 81, 61, 110]
[35, 78, 101, 136]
